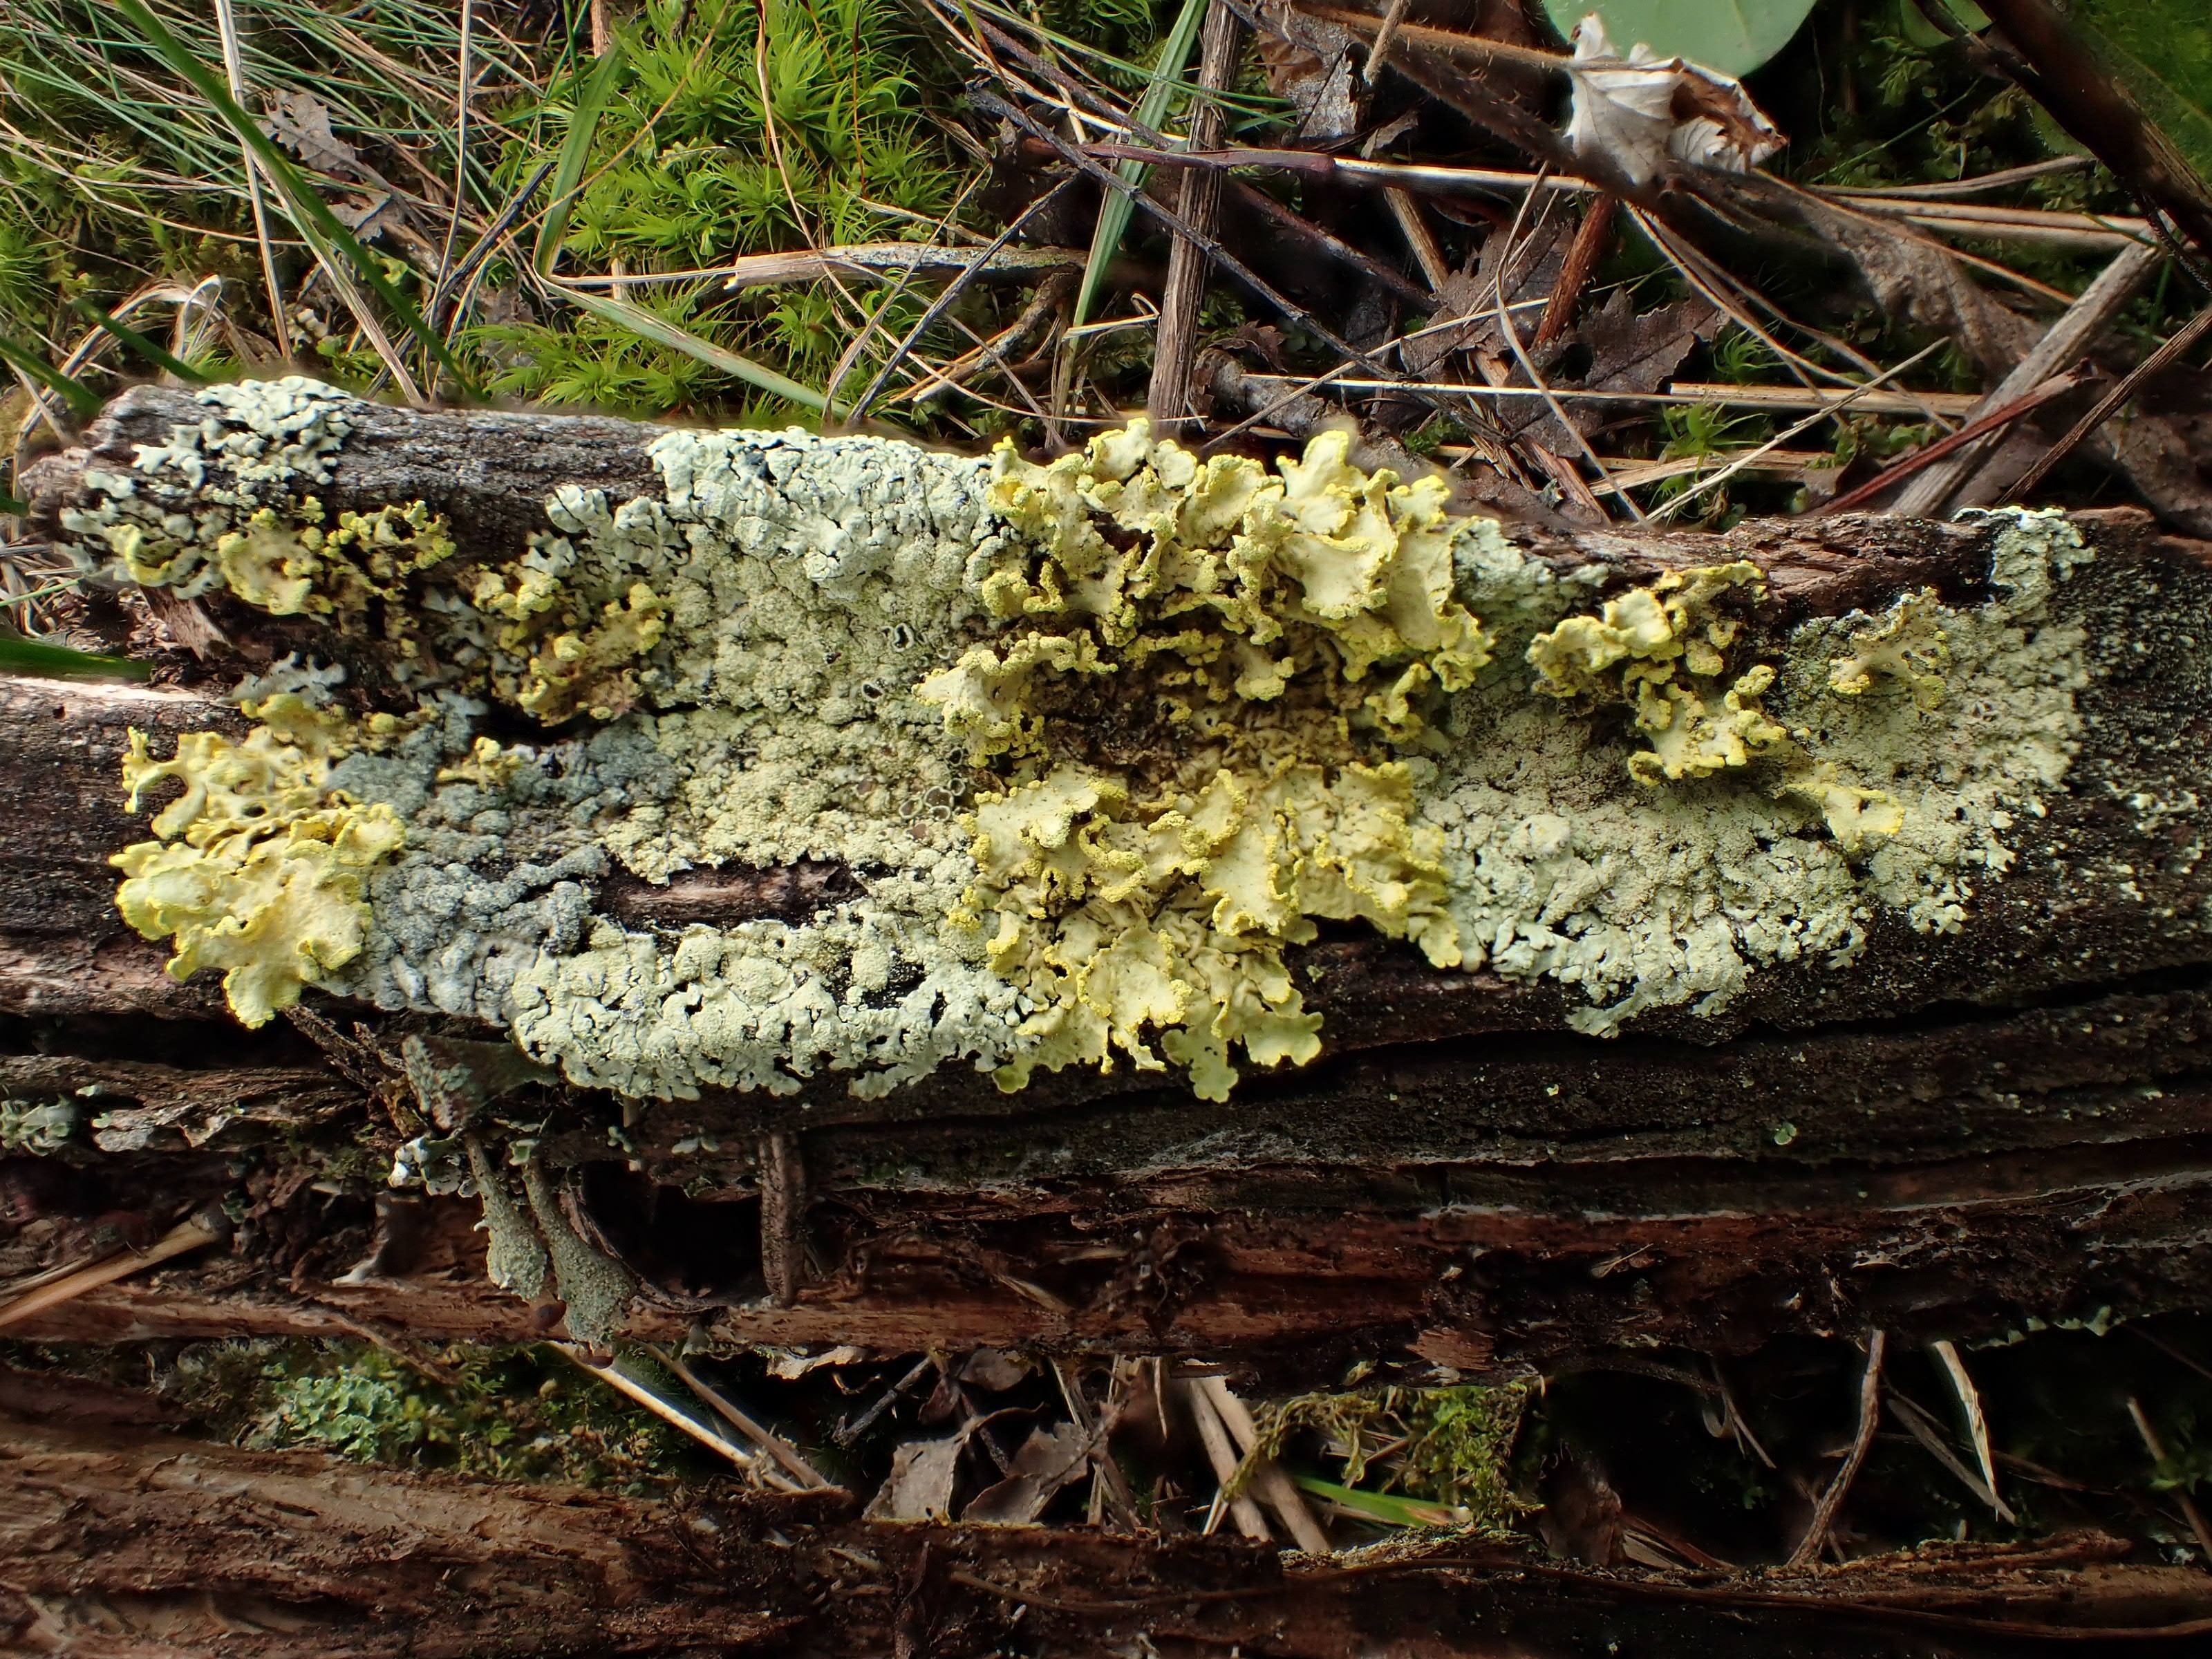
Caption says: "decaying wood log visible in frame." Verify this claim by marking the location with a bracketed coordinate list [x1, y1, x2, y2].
[6, 1400, 2212, 1657]
[8, 382, 2212, 1374]
[12, 381, 2212, 1653]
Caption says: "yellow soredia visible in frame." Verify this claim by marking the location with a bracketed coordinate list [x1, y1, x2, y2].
[1828, 588, 1950, 711]
[1527, 562, 1786, 784]
[115, 498, 455, 621]
[514, 582, 668, 723]
[923, 421, 1483, 1100]
[110, 696, 403, 1027]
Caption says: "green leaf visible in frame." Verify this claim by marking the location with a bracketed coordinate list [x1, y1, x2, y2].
[1291, 1474, 1473, 1529]
[1897, 1, 1991, 53]
[70, 299, 213, 385]
[2072, 0, 2212, 185]
[556, 288, 830, 412]
[535, 43, 629, 278]
[1071, 0, 1211, 333]
[1541, 1, 1819, 77]
[0, 334, 102, 423]
[111, 0, 477, 396]
[0, 632, 150, 681]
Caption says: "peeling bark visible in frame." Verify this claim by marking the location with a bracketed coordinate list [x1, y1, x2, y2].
[5, 1407, 2211, 1658]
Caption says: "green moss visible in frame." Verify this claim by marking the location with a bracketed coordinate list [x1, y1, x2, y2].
[1241, 1380, 1537, 1531]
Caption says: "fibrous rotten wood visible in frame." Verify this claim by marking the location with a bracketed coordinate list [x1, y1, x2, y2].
[6, 385, 2212, 1380]
[5, 1403, 2211, 1657]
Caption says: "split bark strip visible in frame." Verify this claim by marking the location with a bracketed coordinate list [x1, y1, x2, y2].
[0, 1210, 225, 1333]
[1535, 194, 1620, 350]
[2002, 301, 2212, 506]
[1893, 239, 2163, 515]
[760, 1130, 806, 1308]
[1147, 1, 1244, 433]
[1788, 1331, 1888, 1569]
[1175, 1376, 1272, 1540]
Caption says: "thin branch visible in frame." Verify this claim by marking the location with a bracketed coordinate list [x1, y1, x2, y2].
[2000, 301, 2212, 504]
[1788, 1331, 1887, 1569]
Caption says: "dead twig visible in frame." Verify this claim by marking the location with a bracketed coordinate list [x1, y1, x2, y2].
[1147, 0, 1244, 433]
[1788, 1330, 1887, 1569]
[2126, 1396, 2212, 1564]
[654, 1344, 835, 1489]
[1897, 240, 2162, 514]
[1535, 194, 1618, 349]
[759, 1130, 805, 1308]
[2000, 301, 2212, 505]
[0, 1208, 228, 1332]
[1815, 366, 2088, 517]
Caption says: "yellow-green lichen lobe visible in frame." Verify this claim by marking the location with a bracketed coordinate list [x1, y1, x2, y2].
[111, 697, 404, 1027]
[928, 422, 1484, 1100]
[1423, 508, 2093, 1033]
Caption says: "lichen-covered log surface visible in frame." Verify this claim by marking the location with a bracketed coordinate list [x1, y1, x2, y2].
[7, 383, 2212, 1373]
[6, 1398, 2212, 1658]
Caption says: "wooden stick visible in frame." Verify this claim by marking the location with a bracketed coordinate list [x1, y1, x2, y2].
[1895, 239, 2161, 514]
[1788, 1331, 1887, 1568]
[0, 1211, 226, 1331]
[1147, 1, 1243, 433]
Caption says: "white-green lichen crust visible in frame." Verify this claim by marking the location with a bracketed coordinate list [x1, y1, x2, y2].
[77, 377, 2097, 1099]
[1423, 509, 2090, 1033]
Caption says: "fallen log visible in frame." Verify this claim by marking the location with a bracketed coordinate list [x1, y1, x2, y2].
[6, 1402, 2211, 1657]
[7, 379, 2212, 1371]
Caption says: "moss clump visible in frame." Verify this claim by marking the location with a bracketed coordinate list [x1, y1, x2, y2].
[924, 422, 1486, 1099]
[111, 697, 404, 1027]
[1241, 1380, 1537, 1531]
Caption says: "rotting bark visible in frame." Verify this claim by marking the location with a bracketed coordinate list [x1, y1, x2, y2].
[14, 386, 2212, 1649]
[6, 1402, 2212, 1658]
[10, 390, 2212, 1372]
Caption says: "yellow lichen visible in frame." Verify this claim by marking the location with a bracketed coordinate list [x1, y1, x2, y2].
[111, 696, 403, 1027]
[924, 421, 1483, 1100]
[1528, 563, 1787, 784]
[512, 582, 667, 724]
[1828, 588, 1949, 711]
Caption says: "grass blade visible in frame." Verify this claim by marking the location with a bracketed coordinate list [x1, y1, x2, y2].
[1070, 0, 1210, 333]
[555, 288, 829, 411]
[70, 300, 214, 385]
[0, 632, 151, 681]
[111, 0, 478, 397]
[0, 335, 102, 423]
[534, 41, 629, 277]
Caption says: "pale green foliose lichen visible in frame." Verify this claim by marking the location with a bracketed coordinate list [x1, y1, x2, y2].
[79, 379, 2097, 1100]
